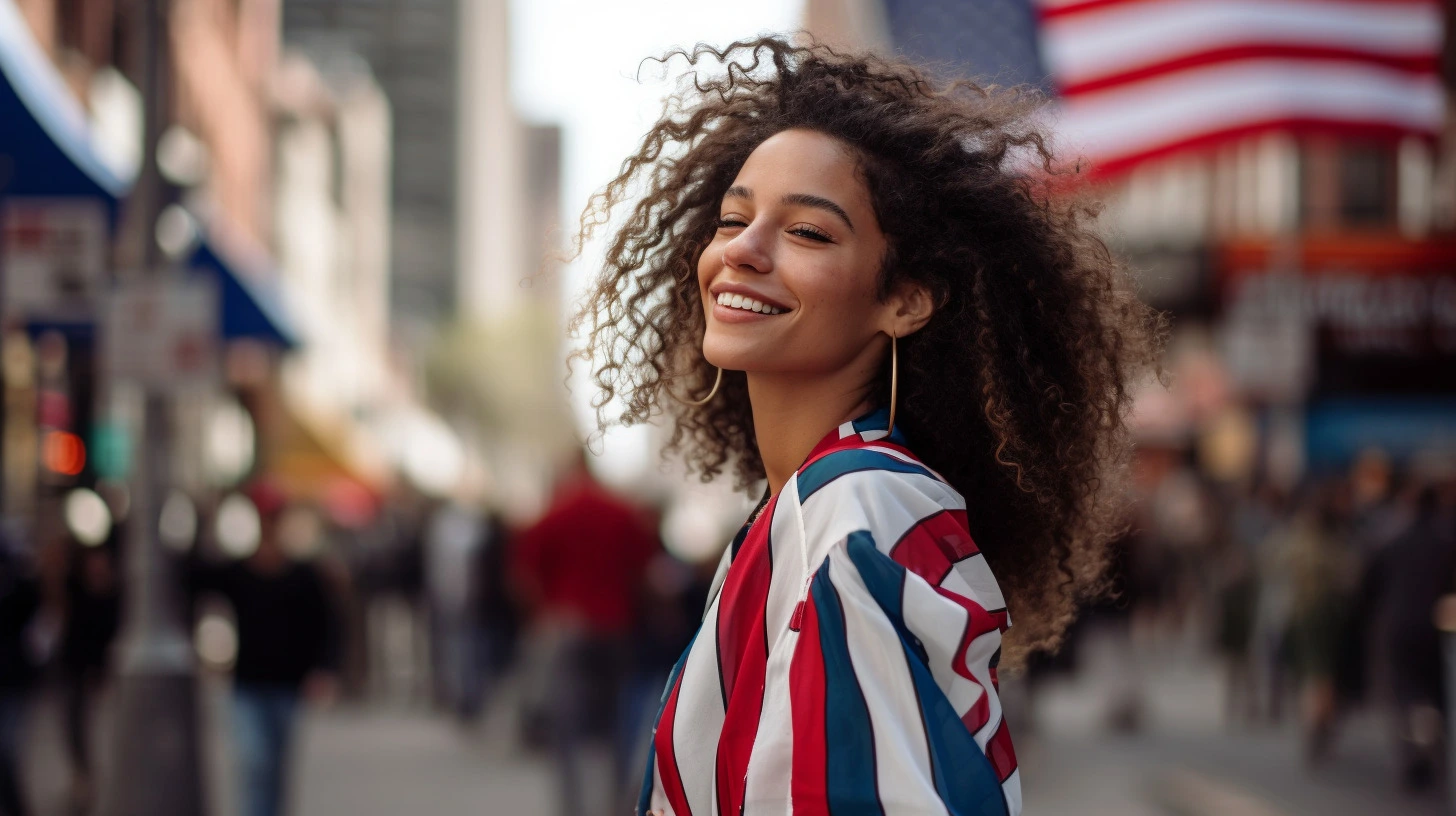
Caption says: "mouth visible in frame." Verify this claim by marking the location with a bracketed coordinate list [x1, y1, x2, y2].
[711, 291, 789, 316]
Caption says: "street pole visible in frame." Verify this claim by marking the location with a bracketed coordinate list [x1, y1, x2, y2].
[100, 0, 206, 813]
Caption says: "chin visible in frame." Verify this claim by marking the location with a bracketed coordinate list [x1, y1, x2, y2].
[702, 337, 763, 373]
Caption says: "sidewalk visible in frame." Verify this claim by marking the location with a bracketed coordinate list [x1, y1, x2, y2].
[1019, 629, 1447, 816]
[15, 638, 1448, 815]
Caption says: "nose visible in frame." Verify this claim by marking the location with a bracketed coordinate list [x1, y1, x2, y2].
[721, 223, 772, 275]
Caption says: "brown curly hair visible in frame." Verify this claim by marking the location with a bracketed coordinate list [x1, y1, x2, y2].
[571, 36, 1166, 663]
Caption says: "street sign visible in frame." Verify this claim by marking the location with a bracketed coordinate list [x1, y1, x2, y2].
[0, 198, 108, 321]
[104, 275, 219, 389]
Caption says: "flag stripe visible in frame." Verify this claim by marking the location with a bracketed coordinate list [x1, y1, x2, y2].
[812, 562, 884, 814]
[1032, 0, 1445, 177]
[1061, 44, 1439, 97]
[1054, 60, 1444, 175]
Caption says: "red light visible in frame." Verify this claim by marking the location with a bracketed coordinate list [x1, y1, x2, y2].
[44, 431, 86, 476]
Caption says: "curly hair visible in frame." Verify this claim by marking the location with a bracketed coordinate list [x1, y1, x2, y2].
[570, 36, 1166, 663]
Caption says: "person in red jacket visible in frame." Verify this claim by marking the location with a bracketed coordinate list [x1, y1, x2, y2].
[512, 453, 658, 816]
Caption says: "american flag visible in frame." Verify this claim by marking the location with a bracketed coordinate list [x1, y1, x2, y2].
[883, 0, 1447, 178]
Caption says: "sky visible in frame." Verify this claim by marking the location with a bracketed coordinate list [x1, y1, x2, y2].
[508, 0, 806, 486]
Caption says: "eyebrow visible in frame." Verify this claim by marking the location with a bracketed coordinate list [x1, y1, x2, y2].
[722, 186, 856, 233]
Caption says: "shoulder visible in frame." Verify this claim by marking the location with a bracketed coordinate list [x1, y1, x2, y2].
[796, 444, 963, 515]
[792, 444, 968, 559]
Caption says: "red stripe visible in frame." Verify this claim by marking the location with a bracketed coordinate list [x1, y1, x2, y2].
[789, 591, 830, 815]
[985, 720, 1019, 784]
[889, 509, 978, 586]
[1081, 117, 1440, 181]
[933, 585, 1008, 734]
[1038, 0, 1439, 23]
[712, 496, 777, 813]
[1059, 44, 1439, 97]
[653, 672, 694, 816]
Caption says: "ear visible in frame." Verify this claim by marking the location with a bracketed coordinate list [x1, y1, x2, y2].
[883, 281, 936, 338]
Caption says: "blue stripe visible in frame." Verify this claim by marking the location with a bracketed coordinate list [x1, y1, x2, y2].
[849, 407, 909, 446]
[845, 535, 1009, 816]
[635, 742, 657, 816]
[798, 449, 935, 504]
[812, 561, 884, 815]
[637, 631, 699, 815]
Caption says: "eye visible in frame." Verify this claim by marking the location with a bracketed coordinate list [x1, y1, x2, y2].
[716, 216, 748, 230]
[789, 224, 833, 243]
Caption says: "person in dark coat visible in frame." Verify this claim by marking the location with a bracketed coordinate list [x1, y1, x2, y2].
[0, 527, 39, 816]
[57, 534, 119, 812]
[1362, 485, 1456, 790]
[192, 483, 339, 816]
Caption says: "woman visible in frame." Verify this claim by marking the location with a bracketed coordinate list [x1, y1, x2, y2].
[573, 37, 1163, 815]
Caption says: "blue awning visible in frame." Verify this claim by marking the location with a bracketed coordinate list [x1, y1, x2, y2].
[0, 0, 129, 217]
[1, 0, 298, 350]
[189, 232, 299, 350]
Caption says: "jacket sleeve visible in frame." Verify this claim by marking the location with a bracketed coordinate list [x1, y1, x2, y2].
[790, 465, 1020, 816]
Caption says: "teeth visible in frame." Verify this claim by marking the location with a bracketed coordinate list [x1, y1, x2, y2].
[715, 292, 784, 315]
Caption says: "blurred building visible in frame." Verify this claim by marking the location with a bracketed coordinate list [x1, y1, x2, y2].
[281, 0, 461, 352]
[283, 0, 570, 512]
[805, 0, 1456, 485]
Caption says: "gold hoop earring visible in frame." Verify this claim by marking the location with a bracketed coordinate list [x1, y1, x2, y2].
[684, 366, 723, 406]
[887, 334, 899, 436]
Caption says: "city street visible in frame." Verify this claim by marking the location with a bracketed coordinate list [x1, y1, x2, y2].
[284, 641, 1444, 816]
[15, 634, 1447, 815]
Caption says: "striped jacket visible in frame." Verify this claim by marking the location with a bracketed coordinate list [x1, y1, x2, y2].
[640, 409, 1021, 815]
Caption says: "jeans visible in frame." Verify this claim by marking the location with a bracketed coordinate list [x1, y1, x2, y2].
[232, 684, 301, 816]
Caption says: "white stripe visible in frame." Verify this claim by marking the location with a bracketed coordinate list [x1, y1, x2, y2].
[901, 570, 989, 724]
[672, 592, 727, 816]
[1003, 768, 1024, 816]
[739, 482, 803, 808]
[1041, 0, 1443, 84]
[948, 554, 1007, 612]
[1052, 60, 1446, 162]
[703, 542, 734, 619]
[740, 629, 800, 808]
[964, 628, 1005, 748]
[652, 759, 672, 815]
[829, 544, 949, 816]
[798, 469, 963, 569]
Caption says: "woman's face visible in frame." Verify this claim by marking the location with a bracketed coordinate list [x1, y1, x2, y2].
[697, 129, 898, 379]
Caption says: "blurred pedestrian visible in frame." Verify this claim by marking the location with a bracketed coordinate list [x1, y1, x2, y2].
[511, 453, 657, 816]
[1361, 484, 1456, 790]
[423, 499, 492, 722]
[572, 37, 1161, 816]
[0, 524, 40, 816]
[1281, 488, 1359, 763]
[473, 510, 517, 712]
[191, 482, 339, 816]
[56, 532, 119, 814]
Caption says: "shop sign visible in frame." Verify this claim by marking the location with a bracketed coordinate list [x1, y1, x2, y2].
[104, 275, 219, 389]
[0, 199, 107, 322]
[1220, 238, 1456, 396]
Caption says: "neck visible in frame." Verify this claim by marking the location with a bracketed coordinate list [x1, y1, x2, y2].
[748, 340, 886, 496]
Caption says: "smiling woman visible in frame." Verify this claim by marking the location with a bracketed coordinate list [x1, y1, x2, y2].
[571, 36, 1165, 816]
